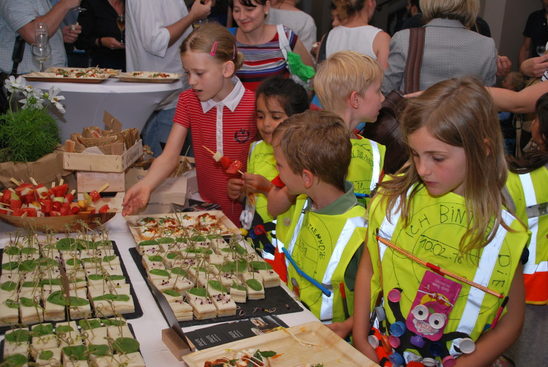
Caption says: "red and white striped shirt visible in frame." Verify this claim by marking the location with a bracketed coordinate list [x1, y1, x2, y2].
[174, 78, 257, 226]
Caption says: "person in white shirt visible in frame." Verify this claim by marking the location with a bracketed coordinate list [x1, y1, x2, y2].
[126, 0, 211, 156]
[266, 0, 316, 51]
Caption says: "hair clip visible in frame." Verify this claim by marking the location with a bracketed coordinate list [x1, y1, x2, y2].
[210, 41, 218, 57]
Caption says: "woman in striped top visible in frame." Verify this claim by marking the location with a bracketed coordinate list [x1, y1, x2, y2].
[230, 0, 314, 91]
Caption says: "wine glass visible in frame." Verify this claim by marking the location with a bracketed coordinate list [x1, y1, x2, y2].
[32, 43, 51, 72]
[116, 14, 125, 44]
[536, 45, 547, 56]
[35, 22, 48, 46]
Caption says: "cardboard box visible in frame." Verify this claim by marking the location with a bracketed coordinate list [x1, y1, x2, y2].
[125, 168, 188, 206]
[76, 171, 126, 193]
[63, 139, 143, 173]
[0, 150, 72, 189]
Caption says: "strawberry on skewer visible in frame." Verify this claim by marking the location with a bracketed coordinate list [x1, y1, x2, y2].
[202, 145, 244, 175]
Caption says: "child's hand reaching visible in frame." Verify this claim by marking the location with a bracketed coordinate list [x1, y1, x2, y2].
[227, 177, 244, 201]
[243, 173, 273, 195]
[122, 182, 152, 216]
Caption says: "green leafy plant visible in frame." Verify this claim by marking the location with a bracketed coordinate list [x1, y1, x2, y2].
[0, 76, 63, 162]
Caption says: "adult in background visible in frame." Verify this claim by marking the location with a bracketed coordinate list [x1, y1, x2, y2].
[0, 0, 82, 74]
[230, 0, 313, 92]
[519, 0, 548, 66]
[126, 0, 212, 156]
[76, 0, 126, 70]
[382, 0, 497, 94]
[266, 0, 317, 51]
[319, 0, 389, 69]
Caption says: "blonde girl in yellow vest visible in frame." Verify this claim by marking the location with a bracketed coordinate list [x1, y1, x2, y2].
[353, 77, 529, 366]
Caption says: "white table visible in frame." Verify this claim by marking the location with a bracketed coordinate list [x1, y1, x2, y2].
[0, 214, 319, 366]
[27, 78, 183, 141]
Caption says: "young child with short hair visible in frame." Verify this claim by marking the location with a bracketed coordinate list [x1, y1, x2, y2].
[227, 77, 309, 251]
[272, 110, 367, 327]
[314, 50, 385, 204]
[122, 23, 256, 225]
[353, 77, 529, 366]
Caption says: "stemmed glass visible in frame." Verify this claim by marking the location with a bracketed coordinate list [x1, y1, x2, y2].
[72, 6, 87, 14]
[536, 45, 547, 56]
[33, 22, 50, 72]
[32, 44, 51, 72]
[116, 14, 125, 44]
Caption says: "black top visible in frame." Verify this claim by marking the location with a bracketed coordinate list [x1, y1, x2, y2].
[75, 0, 126, 70]
[523, 9, 548, 58]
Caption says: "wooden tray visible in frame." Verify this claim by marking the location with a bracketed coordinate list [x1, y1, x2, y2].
[45, 67, 120, 77]
[23, 72, 109, 83]
[125, 210, 240, 241]
[117, 71, 181, 83]
[0, 212, 115, 232]
[182, 321, 379, 367]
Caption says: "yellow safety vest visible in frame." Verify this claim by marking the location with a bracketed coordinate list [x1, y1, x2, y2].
[245, 141, 278, 224]
[348, 135, 385, 207]
[505, 166, 548, 305]
[367, 184, 529, 362]
[285, 196, 366, 323]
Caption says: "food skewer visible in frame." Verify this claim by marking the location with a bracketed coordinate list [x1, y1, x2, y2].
[202, 145, 244, 175]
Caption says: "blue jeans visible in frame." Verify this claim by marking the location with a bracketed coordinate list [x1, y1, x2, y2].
[141, 108, 193, 157]
[141, 108, 174, 157]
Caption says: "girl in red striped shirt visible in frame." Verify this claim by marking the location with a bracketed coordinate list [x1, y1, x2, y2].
[123, 23, 256, 226]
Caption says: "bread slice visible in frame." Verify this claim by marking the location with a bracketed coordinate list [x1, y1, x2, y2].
[0, 293, 20, 325]
[42, 288, 66, 322]
[55, 321, 81, 347]
[241, 274, 265, 300]
[258, 269, 280, 288]
[35, 347, 62, 366]
[4, 328, 30, 357]
[67, 288, 91, 320]
[210, 293, 237, 317]
[229, 283, 247, 303]
[169, 299, 193, 321]
[31, 323, 57, 356]
[19, 289, 45, 325]
[185, 290, 217, 320]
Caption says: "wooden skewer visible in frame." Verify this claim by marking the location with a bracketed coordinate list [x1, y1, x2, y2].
[0, 207, 14, 213]
[98, 183, 110, 193]
[10, 177, 21, 186]
[202, 145, 215, 156]
[30, 177, 38, 186]
[376, 235, 503, 299]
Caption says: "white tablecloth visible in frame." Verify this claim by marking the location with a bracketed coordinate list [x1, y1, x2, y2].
[0, 214, 318, 366]
[27, 79, 183, 141]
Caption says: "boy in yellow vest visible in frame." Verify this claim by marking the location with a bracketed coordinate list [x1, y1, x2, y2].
[269, 51, 386, 263]
[272, 110, 367, 331]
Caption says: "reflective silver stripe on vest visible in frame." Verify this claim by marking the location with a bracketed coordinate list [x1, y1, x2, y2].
[320, 216, 367, 321]
[378, 196, 402, 262]
[370, 140, 381, 193]
[451, 209, 513, 348]
[519, 173, 542, 275]
[286, 201, 310, 257]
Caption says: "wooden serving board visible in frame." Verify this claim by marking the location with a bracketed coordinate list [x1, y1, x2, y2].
[125, 210, 240, 242]
[117, 71, 181, 83]
[23, 72, 109, 83]
[182, 321, 379, 367]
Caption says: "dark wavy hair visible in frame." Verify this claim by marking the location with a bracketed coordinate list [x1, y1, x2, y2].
[256, 76, 309, 117]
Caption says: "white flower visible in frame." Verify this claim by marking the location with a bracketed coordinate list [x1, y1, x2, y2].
[45, 87, 65, 113]
[19, 88, 44, 110]
[4, 75, 26, 93]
